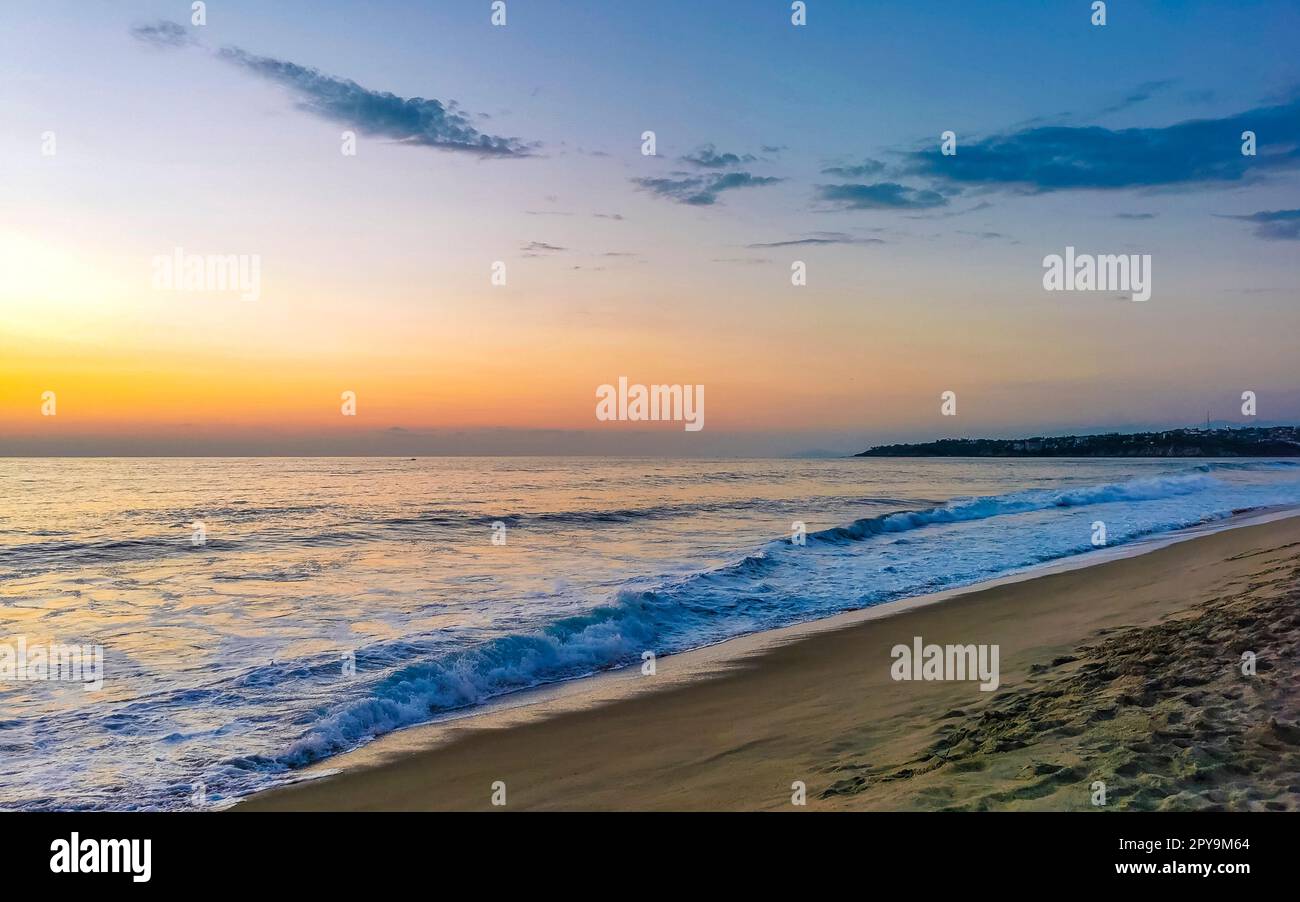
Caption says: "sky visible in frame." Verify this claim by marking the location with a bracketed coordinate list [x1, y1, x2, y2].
[1, 0, 1298, 456]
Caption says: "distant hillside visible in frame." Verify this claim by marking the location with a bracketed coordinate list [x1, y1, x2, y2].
[856, 427, 1300, 458]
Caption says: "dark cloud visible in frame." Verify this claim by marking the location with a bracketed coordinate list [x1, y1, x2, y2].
[1115, 212, 1157, 219]
[1226, 209, 1300, 240]
[129, 20, 196, 48]
[816, 182, 949, 210]
[680, 144, 758, 168]
[131, 21, 534, 157]
[820, 159, 887, 179]
[521, 241, 566, 253]
[633, 171, 781, 206]
[905, 96, 1300, 192]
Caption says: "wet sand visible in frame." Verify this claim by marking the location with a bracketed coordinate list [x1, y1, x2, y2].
[240, 515, 1300, 811]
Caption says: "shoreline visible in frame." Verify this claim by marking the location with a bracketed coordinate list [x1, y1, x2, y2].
[239, 509, 1300, 811]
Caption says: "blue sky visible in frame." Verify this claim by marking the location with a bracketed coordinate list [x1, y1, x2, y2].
[1, 0, 1298, 455]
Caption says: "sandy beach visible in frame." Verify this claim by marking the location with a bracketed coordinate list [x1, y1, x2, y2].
[240, 514, 1300, 812]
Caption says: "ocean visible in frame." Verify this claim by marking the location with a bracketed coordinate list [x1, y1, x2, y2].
[2, 456, 1298, 810]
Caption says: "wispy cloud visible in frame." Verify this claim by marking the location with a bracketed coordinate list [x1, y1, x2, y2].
[820, 159, 887, 179]
[680, 144, 757, 168]
[957, 230, 1019, 244]
[130, 20, 535, 157]
[521, 241, 567, 255]
[633, 139, 781, 205]
[1115, 212, 1158, 219]
[747, 232, 883, 248]
[1096, 79, 1175, 117]
[816, 182, 949, 210]
[1225, 209, 1300, 240]
[919, 200, 995, 220]
[129, 20, 197, 48]
[216, 46, 535, 156]
[633, 171, 781, 206]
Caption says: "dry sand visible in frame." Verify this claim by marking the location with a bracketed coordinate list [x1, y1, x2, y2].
[239, 515, 1300, 811]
